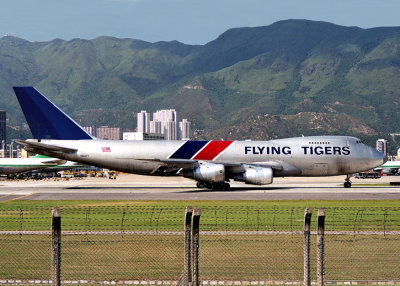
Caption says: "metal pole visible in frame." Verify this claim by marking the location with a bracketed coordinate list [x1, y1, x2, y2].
[303, 208, 313, 286]
[51, 207, 61, 286]
[9, 142, 13, 158]
[184, 206, 193, 286]
[317, 208, 326, 286]
[191, 208, 201, 286]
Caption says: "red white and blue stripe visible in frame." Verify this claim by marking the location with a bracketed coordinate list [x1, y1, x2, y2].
[169, 141, 234, 160]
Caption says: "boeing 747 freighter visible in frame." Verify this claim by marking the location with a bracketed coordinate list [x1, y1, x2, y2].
[13, 87, 384, 189]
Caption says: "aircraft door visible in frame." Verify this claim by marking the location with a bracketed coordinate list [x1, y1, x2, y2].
[313, 163, 328, 176]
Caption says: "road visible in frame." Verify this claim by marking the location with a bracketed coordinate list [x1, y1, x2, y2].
[0, 174, 400, 201]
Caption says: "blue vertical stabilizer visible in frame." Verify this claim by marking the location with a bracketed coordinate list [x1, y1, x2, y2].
[13, 87, 94, 140]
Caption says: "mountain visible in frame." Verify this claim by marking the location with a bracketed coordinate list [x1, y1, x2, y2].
[1, 19, 400, 152]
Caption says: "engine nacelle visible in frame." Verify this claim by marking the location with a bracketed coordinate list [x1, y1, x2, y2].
[184, 162, 225, 182]
[236, 166, 273, 185]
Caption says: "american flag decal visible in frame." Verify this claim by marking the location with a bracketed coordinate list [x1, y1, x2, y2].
[101, 147, 111, 152]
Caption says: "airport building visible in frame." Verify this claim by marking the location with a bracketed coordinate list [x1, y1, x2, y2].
[376, 139, 388, 156]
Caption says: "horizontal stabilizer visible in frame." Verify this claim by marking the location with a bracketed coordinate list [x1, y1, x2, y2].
[15, 140, 77, 156]
[41, 159, 67, 165]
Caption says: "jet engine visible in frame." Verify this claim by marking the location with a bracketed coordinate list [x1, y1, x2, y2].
[183, 162, 225, 182]
[235, 166, 273, 185]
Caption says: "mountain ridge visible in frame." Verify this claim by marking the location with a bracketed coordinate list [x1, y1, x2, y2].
[1, 19, 400, 152]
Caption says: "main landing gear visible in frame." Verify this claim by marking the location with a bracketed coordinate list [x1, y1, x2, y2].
[196, 181, 230, 190]
[344, 174, 352, 188]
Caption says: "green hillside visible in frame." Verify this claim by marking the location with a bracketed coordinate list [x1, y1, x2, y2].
[1, 20, 400, 152]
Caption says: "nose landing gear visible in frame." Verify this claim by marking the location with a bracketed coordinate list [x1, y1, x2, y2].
[344, 175, 352, 188]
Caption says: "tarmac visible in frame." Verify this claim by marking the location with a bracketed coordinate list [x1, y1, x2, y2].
[1, 174, 400, 201]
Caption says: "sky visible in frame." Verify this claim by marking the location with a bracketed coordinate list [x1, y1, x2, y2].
[1, 0, 400, 45]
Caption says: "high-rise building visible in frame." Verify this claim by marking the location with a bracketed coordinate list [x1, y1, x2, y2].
[152, 109, 179, 140]
[179, 119, 191, 140]
[376, 139, 388, 156]
[137, 110, 150, 133]
[150, 120, 162, 134]
[123, 132, 164, 141]
[83, 126, 97, 137]
[96, 126, 122, 140]
[164, 121, 178, 140]
[152, 109, 177, 126]
[0, 111, 5, 148]
[153, 110, 177, 128]
[138, 109, 192, 140]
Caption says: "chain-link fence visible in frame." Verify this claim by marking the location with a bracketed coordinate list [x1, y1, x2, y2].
[0, 206, 399, 284]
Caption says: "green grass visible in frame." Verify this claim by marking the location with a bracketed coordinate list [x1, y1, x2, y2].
[1, 201, 400, 282]
[0, 200, 400, 232]
[1, 234, 400, 281]
[2, 199, 400, 208]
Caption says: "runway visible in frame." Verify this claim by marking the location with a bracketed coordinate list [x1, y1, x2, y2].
[1, 174, 400, 201]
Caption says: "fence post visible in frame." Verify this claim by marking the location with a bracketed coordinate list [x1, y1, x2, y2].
[303, 207, 313, 286]
[317, 208, 326, 286]
[191, 208, 201, 286]
[51, 207, 61, 286]
[184, 207, 193, 286]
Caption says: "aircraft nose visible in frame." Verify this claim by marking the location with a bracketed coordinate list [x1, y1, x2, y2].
[372, 147, 385, 166]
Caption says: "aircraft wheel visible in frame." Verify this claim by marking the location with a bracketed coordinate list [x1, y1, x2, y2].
[196, 181, 207, 188]
[211, 183, 220, 190]
[211, 182, 222, 190]
[344, 181, 352, 188]
[211, 182, 230, 190]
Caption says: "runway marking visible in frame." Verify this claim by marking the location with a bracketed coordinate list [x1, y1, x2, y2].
[6, 193, 37, 201]
[0, 192, 16, 200]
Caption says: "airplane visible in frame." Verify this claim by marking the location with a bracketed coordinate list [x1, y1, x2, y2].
[12, 86, 385, 189]
[0, 154, 81, 175]
[375, 160, 400, 175]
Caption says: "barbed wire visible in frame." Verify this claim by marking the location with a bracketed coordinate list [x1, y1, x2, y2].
[1, 206, 400, 282]
[0, 206, 400, 232]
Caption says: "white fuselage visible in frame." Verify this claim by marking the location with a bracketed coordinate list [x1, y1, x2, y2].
[29, 136, 384, 177]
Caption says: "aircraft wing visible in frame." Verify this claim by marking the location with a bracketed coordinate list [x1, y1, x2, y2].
[138, 158, 199, 169]
[40, 158, 67, 165]
[142, 158, 283, 173]
[14, 140, 77, 155]
[223, 161, 283, 173]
